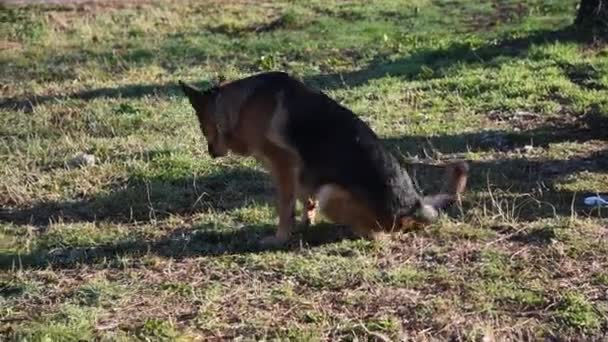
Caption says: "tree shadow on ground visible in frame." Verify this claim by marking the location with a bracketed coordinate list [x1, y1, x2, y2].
[0, 27, 582, 112]
[0, 160, 359, 270]
[0, 166, 272, 226]
[386, 112, 607, 156]
[0, 81, 200, 113]
[305, 27, 583, 90]
[0, 222, 357, 271]
[388, 113, 608, 220]
[408, 150, 607, 219]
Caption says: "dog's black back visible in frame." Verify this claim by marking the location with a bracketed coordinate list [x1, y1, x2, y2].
[252, 72, 421, 219]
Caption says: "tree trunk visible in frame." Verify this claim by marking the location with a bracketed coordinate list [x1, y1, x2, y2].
[575, 0, 608, 39]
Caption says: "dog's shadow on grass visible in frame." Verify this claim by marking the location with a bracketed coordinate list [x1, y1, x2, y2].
[0, 161, 360, 270]
[0, 166, 273, 226]
[0, 222, 357, 270]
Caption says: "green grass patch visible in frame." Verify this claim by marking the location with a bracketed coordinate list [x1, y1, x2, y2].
[556, 291, 603, 333]
[8, 305, 98, 342]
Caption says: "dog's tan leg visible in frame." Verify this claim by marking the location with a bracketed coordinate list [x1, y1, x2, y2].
[261, 159, 297, 247]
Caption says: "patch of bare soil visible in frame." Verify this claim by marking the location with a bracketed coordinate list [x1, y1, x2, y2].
[0, 40, 23, 51]
[463, 0, 530, 32]
[486, 109, 579, 131]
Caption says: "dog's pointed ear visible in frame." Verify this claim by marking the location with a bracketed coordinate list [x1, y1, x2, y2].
[179, 80, 204, 109]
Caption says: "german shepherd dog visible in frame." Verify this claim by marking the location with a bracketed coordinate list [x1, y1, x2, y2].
[180, 72, 468, 246]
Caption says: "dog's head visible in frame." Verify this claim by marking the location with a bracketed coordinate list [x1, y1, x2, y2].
[179, 81, 228, 158]
[405, 161, 469, 226]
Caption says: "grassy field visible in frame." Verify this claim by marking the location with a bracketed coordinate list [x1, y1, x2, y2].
[1, 0, 607, 340]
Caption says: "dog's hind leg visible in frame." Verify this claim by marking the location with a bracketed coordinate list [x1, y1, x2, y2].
[301, 197, 317, 227]
[295, 170, 317, 227]
[296, 183, 317, 227]
[316, 184, 379, 240]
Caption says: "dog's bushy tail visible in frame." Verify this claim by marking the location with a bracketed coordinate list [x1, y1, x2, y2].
[417, 161, 469, 223]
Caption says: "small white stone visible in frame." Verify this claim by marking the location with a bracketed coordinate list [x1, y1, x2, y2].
[68, 152, 96, 168]
[481, 335, 494, 342]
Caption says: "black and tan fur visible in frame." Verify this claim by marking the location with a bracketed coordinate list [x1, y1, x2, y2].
[180, 72, 468, 246]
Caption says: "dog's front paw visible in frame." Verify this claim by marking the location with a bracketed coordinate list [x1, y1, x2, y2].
[259, 234, 289, 248]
